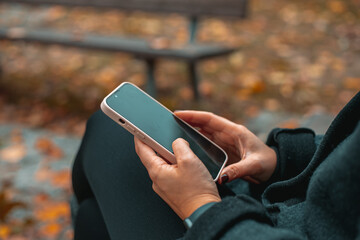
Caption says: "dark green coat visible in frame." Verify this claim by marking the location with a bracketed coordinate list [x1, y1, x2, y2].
[184, 92, 360, 240]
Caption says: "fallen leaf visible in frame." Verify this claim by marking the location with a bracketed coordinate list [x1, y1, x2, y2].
[0, 224, 10, 239]
[39, 223, 61, 238]
[264, 98, 281, 111]
[178, 87, 193, 101]
[34, 202, 70, 221]
[0, 144, 26, 163]
[328, 0, 346, 13]
[236, 88, 252, 101]
[35, 137, 63, 159]
[46, 6, 67, 21]
[199, 82, 214, 97]
[279, 119, 300, 129]
[0, 190, 26, 221]
[33, 194, 50, 205]
[251, 80, 266, 94]
[51, 169, 71, 189]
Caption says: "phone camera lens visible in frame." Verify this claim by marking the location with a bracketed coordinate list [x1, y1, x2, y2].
[119, 118, 125, 124]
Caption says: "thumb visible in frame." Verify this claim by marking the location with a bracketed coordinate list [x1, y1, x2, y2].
[220, 159, 258, 184]
[172, 138, 196, 167]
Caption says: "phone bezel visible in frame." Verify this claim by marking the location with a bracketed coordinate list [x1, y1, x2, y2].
[101, 82, 228, 181]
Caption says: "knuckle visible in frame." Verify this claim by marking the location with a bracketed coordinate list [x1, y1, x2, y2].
[251, 158, 263, 173]
[152, 183, 159, 193]
[207, 112, 215, 118]
[228, 164, 241, 178]
[178, 151, 195, 165]
[148, 161, 161, 182]
[236, 124, 247, 133]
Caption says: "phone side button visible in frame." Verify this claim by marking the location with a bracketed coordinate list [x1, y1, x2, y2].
[127, 125, 135, 132]
[136, 132, 145, 140]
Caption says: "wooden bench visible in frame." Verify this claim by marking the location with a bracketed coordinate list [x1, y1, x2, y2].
[0, 0, 248, 99]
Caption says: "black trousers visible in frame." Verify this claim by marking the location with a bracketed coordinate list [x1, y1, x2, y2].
[72, 111, 235, 240]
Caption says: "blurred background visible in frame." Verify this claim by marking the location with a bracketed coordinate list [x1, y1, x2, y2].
[0, 0, 359, 239]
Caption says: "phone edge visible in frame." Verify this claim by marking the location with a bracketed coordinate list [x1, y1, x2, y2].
[101, 82, 228, 182]
[100, 83, 176, 164]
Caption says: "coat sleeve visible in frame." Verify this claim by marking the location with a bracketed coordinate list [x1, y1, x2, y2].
[183, 195, 305, 240]
[265, 128, 317, 183]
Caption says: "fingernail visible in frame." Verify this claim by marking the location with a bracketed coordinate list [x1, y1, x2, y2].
[221, 174, 229, 184]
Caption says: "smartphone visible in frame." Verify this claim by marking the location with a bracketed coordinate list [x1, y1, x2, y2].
[101, 82, 228, 181]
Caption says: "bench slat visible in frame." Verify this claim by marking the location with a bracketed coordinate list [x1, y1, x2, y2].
[0, 27, 237, 60]
[0, 0, 247, 18]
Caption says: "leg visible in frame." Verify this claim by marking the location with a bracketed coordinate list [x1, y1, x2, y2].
[74, 198, 111, 240]
[72, 111, 185, 240]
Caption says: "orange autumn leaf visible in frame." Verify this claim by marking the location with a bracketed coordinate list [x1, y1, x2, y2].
[251, 80, 266, 94]
[51, 169, 71, 189]
[199, 82, 214, 97]
[328, 0, 346, 13]
[35, 137, 63, 159]
[0, 225, 10, 239]
[0, 144, 26, 163]
[34, 202, 70, 221]
[39, 223, 61, 238]
[236, 88, 252, 101]
[279, 119, 300, 129]
[33, 193, 50, 205]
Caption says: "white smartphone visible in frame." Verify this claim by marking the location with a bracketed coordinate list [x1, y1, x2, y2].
[101, 82, 228, 181]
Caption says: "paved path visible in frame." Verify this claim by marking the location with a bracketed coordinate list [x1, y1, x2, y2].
[0, 124, 80, 239]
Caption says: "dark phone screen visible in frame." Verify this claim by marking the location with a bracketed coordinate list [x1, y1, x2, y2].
[106, 83, 227, 179]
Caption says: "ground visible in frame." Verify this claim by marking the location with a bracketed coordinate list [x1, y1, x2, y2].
[0, 0, 359, 239]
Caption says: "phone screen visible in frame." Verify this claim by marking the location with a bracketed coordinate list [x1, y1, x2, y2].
[106, 83, 227, 179]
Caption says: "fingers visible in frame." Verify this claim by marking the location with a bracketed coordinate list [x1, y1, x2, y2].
[134, 136, 167, 174]
[174, 111, 237, 133]
[172, 138, 197, 166]
[220, 159, 260, 184]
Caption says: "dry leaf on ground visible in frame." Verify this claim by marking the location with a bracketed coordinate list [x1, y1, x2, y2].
[35, 137, 63, 159]
[0, 145, 26, 163]
[51, 169, 71, 189]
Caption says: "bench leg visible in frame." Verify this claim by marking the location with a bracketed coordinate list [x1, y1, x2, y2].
[189, 61, 200, 100]
[145, 59, 156, 97]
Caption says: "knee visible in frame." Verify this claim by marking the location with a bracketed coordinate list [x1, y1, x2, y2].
[86, 110, 106, 131]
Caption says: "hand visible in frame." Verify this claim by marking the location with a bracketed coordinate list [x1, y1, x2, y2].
[134, 137, 221, 220]
[175, 111, 277, 184]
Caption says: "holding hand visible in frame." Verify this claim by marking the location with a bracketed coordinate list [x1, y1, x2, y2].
[175, 111, 277, 184]
[134, 137, 221, 220]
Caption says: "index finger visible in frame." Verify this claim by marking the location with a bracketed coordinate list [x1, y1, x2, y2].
[134, 136, 167, 172]
[174, 111, 237, 133]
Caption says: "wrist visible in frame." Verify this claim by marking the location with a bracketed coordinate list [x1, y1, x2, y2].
[184, 202, 217, 229]
[181, 195, 221, 220]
